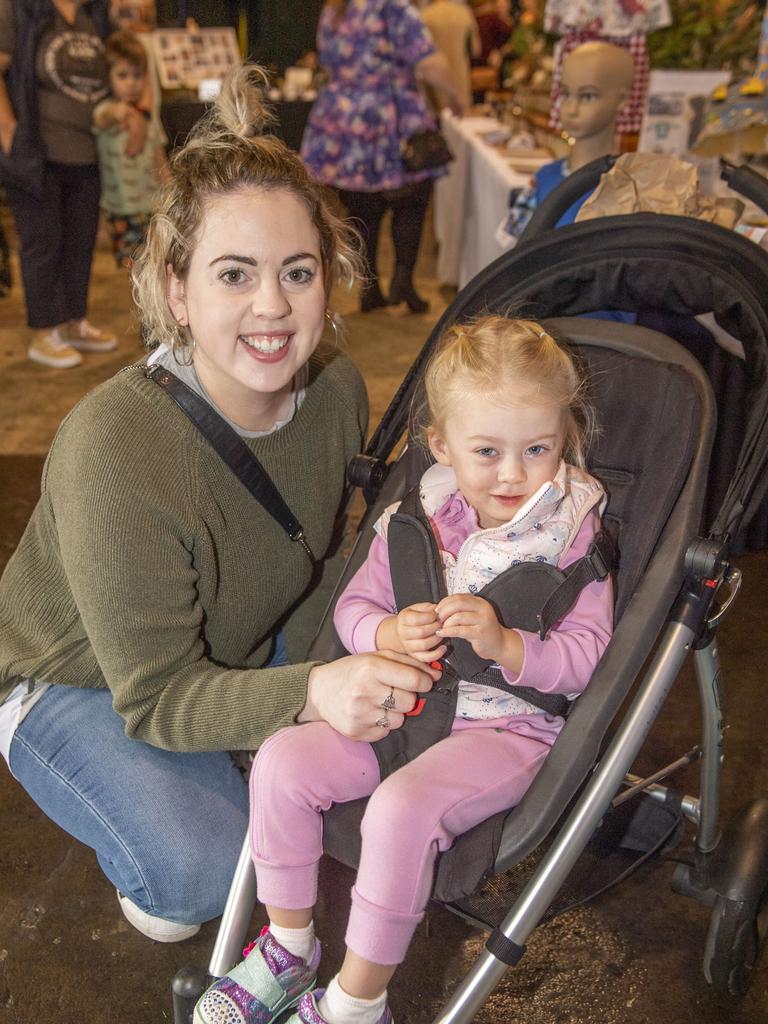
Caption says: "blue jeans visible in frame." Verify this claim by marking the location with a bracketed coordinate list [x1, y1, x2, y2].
[9, 633, 287, 924]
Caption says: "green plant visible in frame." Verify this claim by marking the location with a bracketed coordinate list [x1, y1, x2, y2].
[647, 0, 762, 73]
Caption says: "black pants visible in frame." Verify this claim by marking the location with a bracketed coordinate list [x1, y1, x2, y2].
[338, 178, 433, 286]
[6, 161, 101, 329]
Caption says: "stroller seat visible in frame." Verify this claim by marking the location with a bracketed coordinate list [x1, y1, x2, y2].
[181, 317, 716, 1007]
[316, 317, 715, 905]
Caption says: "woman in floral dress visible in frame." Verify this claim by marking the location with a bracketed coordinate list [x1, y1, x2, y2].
[301, 0, 466, 313]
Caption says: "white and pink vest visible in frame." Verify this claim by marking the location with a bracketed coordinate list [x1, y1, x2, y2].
[375, 460, 606, 719]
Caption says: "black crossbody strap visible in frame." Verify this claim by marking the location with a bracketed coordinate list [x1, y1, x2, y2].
[147, 364, 315, 563]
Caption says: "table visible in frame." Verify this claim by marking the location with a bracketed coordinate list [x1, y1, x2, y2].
[434, 115, 540, 289]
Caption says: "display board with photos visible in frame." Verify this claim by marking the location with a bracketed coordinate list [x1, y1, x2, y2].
[151, 27, 241, 90]
[638, 70, 730, 158]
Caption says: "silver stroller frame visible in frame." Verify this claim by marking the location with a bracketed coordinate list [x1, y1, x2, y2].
[435, 612, 740, 1021]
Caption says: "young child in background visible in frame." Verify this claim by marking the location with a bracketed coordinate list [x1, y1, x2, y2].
[195, 316, 614, 1024]
[93, 31, 169, 268]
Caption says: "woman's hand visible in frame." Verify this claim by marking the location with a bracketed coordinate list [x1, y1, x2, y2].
[375, 603, 447, 663]
[415, 51, 469, 117]
[301, 652, 441, 741]
[436, 594, 524, 672]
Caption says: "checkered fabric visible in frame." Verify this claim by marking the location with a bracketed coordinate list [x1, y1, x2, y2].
[544, 0, 671, 37]
[548, 28, 651, 136]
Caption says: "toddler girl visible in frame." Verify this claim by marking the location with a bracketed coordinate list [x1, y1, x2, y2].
[93, 31, 169, 268]
[195, 316, 614, 1024]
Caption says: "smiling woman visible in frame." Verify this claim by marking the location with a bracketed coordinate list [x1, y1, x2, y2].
[0, 63, 441, 946]
[164, 190, 327, 431]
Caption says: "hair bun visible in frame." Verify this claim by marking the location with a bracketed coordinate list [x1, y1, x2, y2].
[211, 64, 276, 139]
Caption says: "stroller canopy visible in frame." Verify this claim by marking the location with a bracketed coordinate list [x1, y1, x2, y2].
[369, 212, 768, 544]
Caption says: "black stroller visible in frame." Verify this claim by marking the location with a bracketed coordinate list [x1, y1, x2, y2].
[173, 159, 768, 1023]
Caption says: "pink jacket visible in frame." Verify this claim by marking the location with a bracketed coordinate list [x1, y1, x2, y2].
[334, 470, 614, 718]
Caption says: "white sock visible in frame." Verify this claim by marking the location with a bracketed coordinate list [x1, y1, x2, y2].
[318, 975, 388, 1024]
[268, 919, 316, 963]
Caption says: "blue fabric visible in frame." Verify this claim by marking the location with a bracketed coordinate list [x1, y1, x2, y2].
[534, 160, 636, 325]
[8, 631, 289, 924]
[534, 159, 593, 228]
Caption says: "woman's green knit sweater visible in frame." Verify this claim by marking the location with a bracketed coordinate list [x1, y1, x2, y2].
[0, 350, 368, 752]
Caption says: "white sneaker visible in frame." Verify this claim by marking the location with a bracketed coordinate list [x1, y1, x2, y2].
[27, 329, 83, 368]
[116, 890, 201, 943]
[63, 319, 118, 352]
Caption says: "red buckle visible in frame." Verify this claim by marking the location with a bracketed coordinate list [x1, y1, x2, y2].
[406, 698, 426, 717]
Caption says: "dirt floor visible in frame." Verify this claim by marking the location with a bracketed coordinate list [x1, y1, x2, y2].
[1, 206, 768, 1024]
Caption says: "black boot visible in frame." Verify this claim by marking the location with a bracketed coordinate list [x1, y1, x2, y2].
[360, 280, 391, 313]
[388, 267, 429, 314]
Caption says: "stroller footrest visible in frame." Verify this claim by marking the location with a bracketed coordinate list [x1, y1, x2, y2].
[485, 929, 526, 966]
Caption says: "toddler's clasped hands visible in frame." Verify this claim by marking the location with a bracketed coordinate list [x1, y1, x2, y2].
[394, 596, 524, 672]
[393, 602, 446, 663]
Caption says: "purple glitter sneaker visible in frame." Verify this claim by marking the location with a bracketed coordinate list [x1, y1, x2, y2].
[284, 988, 394, 1024]
[193, 926, 320, 1024]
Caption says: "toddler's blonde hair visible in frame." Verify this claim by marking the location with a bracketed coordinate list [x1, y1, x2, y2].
[423, 316, 595, 468]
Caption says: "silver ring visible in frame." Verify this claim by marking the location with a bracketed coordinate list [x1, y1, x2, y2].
[375, 713, 390, 729]
[381, 686, 396, 711]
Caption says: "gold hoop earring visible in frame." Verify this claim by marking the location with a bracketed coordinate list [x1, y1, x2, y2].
[325, 308, 341, 346]
[171, 329, 196, 367]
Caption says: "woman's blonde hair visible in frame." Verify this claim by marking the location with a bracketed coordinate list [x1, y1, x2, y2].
[132, 64, 362, 353]
[423, 315, 596, 468]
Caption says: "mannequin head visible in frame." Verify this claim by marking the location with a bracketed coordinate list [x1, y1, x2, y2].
[558, 42, 635, 168]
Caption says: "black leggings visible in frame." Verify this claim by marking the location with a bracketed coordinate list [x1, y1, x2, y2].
[6, 161, 101, 329]
[338, 178, 433, 283]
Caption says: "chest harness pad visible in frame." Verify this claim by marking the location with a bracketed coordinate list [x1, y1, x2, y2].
[372, 486, 614, 778]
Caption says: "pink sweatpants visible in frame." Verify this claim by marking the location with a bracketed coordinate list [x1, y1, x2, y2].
[249, 718, 552, 965]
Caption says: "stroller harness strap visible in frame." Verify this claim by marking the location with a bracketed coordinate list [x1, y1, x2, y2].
[373, 486, 614, 777]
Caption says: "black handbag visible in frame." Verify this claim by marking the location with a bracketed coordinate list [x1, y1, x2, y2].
[400, 129, 453, 173]
[384, 20, 453, 174]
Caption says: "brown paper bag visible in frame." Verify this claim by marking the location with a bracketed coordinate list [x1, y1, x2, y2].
[575, 152, 743, 229]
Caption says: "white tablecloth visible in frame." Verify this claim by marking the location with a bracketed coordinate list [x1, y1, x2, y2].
[434, 115, 535, 289]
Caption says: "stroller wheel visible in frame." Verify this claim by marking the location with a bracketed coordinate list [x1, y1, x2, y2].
[703, 890, 768, 995]
[172, 966, 209, 1024]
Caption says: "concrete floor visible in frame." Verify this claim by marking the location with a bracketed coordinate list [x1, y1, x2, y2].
[1, 207, 768, 1024]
